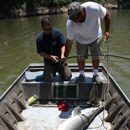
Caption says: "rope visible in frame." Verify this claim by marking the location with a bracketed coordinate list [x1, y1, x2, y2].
[86, 114, 106, 129]
[102, 38, 110, 129]
[67, 54, 130, 61]
[84, 38, 110, 130]
[102, 38, 106, 56]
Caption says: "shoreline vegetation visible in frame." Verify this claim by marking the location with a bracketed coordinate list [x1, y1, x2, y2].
[0, 1, 129, 19]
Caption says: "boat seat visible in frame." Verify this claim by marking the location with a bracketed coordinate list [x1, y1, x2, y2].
[23, 70, 109, 100]
[25, 71, 44, 81]
[25, 71, 64, 83]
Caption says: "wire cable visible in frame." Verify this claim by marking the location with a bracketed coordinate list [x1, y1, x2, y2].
[66, 54, 130, 61]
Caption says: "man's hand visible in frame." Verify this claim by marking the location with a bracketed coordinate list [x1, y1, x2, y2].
[50, 55, 59, 63]
[104, 32, 109, 39]
[60, 54, 66, 62]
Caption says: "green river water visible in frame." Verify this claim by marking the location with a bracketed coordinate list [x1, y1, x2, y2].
[0, 9, 130, 99]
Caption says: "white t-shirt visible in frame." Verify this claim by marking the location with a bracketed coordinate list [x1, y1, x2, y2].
[66, 2, 106, 44]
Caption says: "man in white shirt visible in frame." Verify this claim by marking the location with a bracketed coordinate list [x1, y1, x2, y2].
[65, 2, 110, 84]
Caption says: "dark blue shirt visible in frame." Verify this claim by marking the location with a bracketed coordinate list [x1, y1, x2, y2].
[36, 28, 65, 63]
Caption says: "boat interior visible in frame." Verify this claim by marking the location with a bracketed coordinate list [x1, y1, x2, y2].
[0, 63, 130, 130]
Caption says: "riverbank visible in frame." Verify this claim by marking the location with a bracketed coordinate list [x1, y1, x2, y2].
[0, 3, 118, 19]
[0, 6, 67, 19]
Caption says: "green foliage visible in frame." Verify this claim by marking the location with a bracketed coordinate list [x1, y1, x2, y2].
[43, 0, 58, 7]
[0, 0, 130, 18]
[0, 0, 25, 17]
[41, 0, 71, 7]
[88, 0, 116, 3]
[60, 0, 72, 6]
[0, 0, 25, 10]
[26, 0, 37, 10]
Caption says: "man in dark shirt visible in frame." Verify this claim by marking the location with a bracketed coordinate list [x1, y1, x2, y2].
[36, 17, 72, 82]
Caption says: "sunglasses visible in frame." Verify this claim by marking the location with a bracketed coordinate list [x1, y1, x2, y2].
[43, 27, 52, 31]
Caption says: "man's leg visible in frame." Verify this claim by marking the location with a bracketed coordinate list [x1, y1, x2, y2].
[92, 59, 99, 69]
[78, 60, 85, 71]
[77, 59, 85, 76]
[92, 59, 99, 76]
[43, 62, 56, 82]
[90, 36, 102, 84]
[75, 60, 85, 83]
[75, 41, 88, 83]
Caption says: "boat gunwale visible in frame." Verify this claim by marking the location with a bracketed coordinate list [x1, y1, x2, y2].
[101, 64, 130, 106]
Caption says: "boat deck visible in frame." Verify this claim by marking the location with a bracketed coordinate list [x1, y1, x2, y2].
[18, 63, 111, 130]
[17, 63, 111, 130]
[17, 106, 111, 130]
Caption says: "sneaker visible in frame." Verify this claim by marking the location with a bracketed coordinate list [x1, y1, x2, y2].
[75, 75, 85, 84]
[92, 75, 102, 84]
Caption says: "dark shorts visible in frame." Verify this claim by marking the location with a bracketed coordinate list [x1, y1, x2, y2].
[76, 36, 103, 60]
[43, 62, 72, 82]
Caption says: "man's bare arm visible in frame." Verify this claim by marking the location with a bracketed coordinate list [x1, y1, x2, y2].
[65, 39, 73, 58]
[104, 9, 110, 39]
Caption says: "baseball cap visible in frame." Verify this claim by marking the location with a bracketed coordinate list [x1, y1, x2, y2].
[68, 2, 82, 20]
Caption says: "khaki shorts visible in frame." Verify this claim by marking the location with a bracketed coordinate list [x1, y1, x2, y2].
[76, 36, 103, 60]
